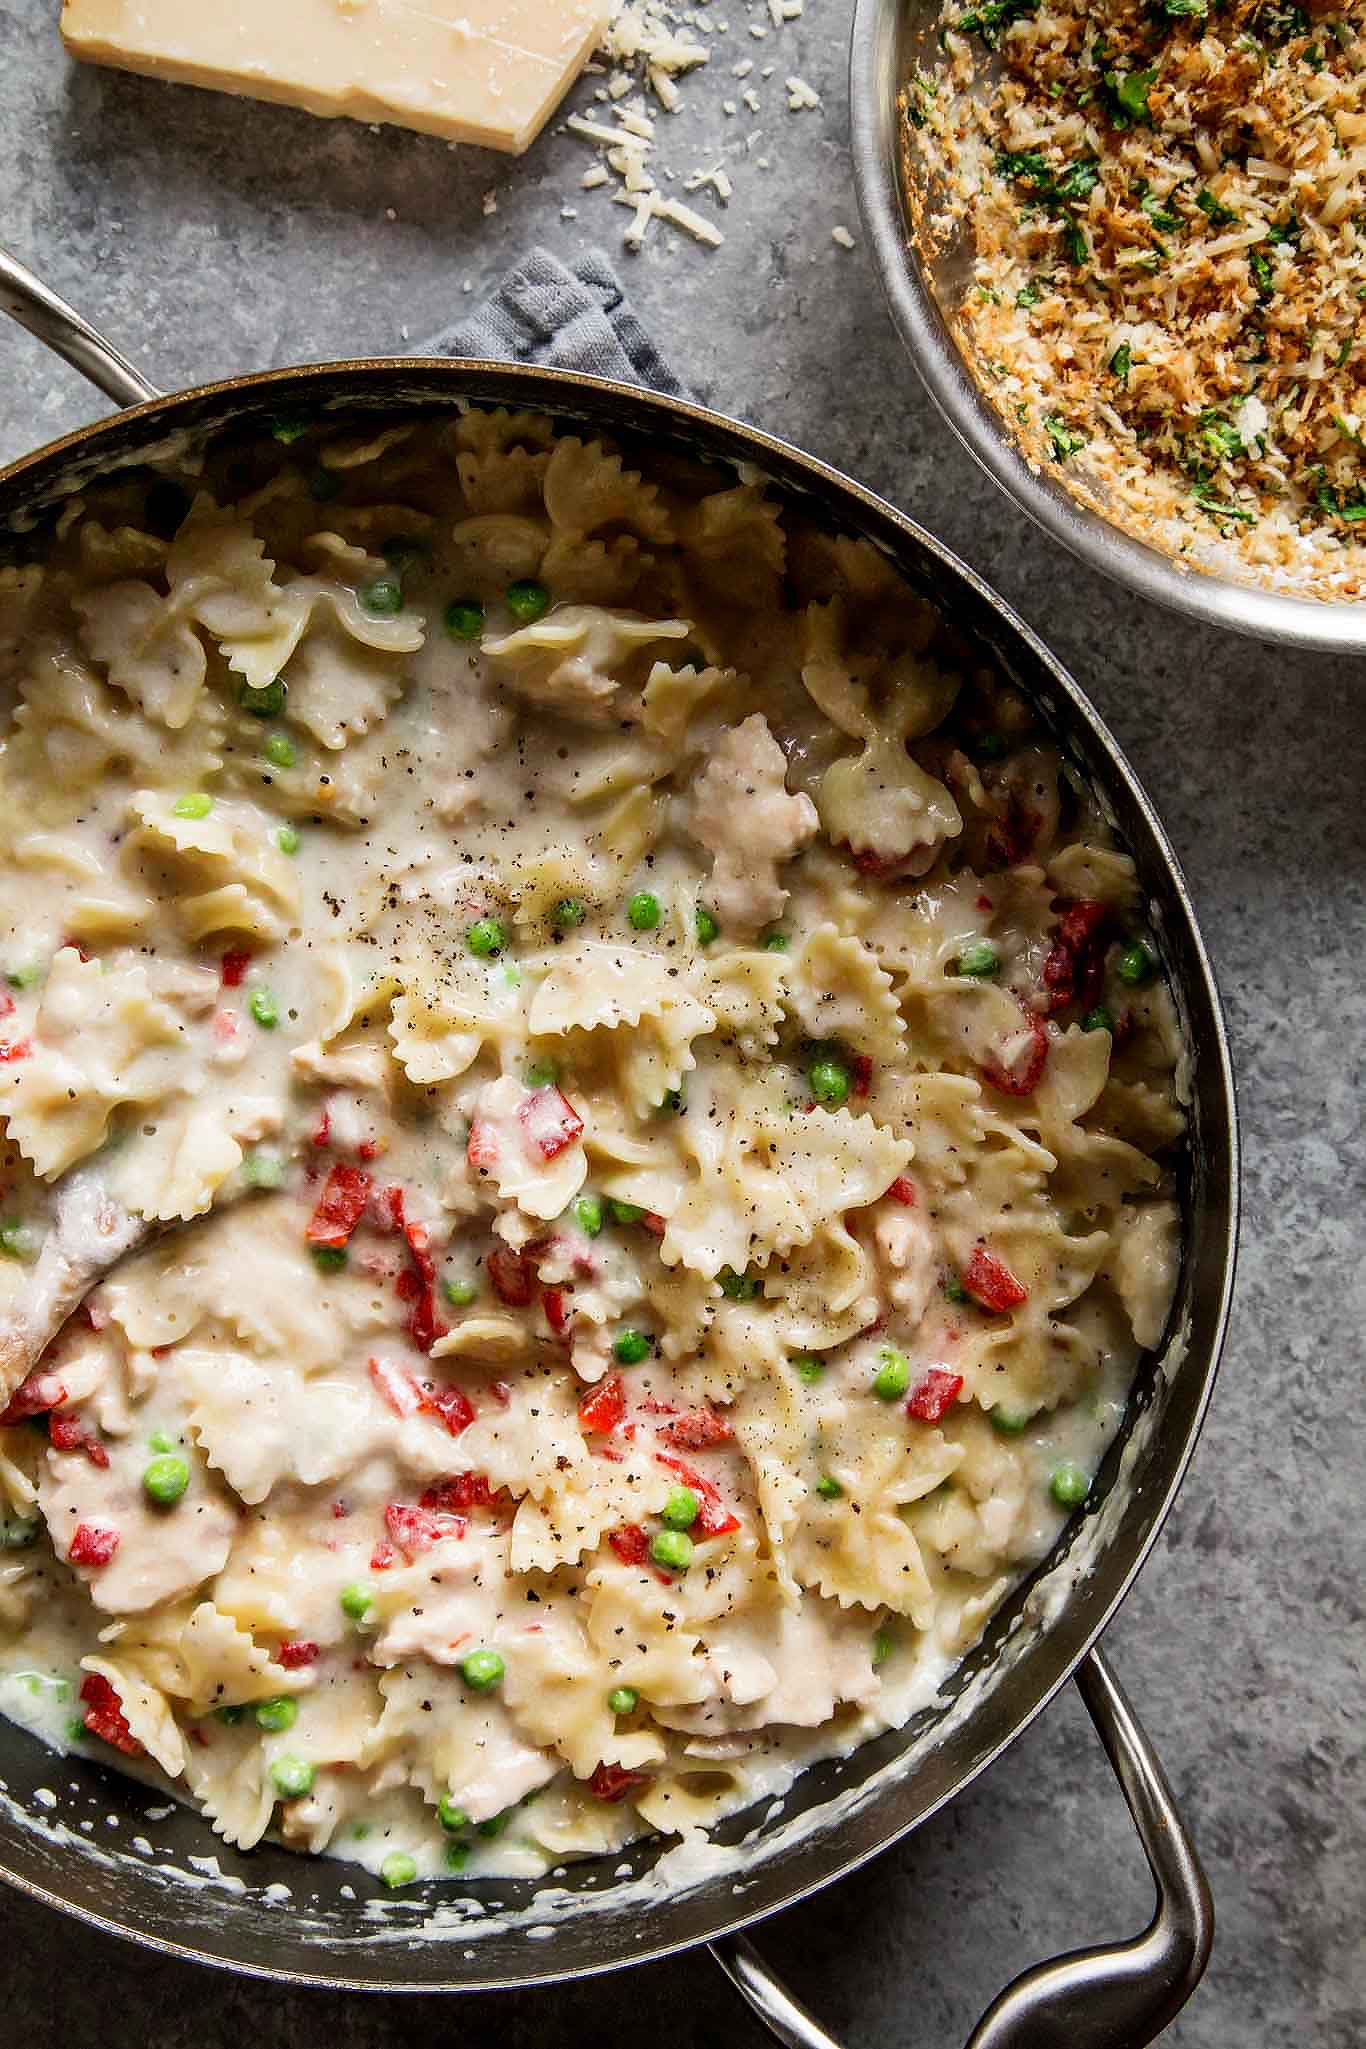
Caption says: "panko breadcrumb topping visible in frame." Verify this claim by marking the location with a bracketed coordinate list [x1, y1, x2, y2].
[907, 0, 1365, 600]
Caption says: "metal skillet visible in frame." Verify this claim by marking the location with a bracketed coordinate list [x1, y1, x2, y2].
[0, 246, 1237, 2049]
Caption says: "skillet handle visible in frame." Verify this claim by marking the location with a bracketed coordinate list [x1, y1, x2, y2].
[710, 1647, 1213, 2049]
[0, 245, 162, 408]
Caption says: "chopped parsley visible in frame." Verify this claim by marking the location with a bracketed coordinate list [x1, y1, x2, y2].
[1109, 342, 1133, 383]
[1044, 414, 1087, 460]
[1195, 188, 1239, 226]
[955, 0, 1039, 45]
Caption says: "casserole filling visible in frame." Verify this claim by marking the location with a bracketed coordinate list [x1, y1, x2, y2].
[0, 409, 1182, 1881]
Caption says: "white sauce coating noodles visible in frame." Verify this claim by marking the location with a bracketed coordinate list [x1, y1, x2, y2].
[0, 409, 1182, 1884]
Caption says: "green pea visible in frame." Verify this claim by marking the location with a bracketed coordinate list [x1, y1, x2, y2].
[872, 1346, 910, 1401]
[465, 917, 505, 960]
[444, 1839, 471, 1871]
[276, 824, 301, 856]
[340, 1582, 376, 1624]
[991, 1406, 1033, 1436]
[1081, 1006, 1114, 1034]
[65, 1716, 88, 1745]
[759, 927, 789, 951]
[215, 1703, 247, 1725]
[808, 1057, 850, 1108]
[695, 905, 719, 945]
[944, 1272, 966, 1303]
[551, 896, 587, 931]
[437, 1794, 469, 1833]
[1116, 942, 1155, 986]
[872, 1628, 895, 1669]
[238, 678, 285, 718]
[477, 1809, 512, 1839]
[5, 963, 41, 991]
[1049, 1461, 1089, 1509]
[815, 1475, 843, 1500]
[380, 1852, 418, 1889]
[608, 1199, 644, 1226]
[444, 598, 485, 641]
[242, 1148, 285, 1189]
[650, 1528, 694, 1572]
[524, 1054, 559, 1088]
[351, 1822, 372, 1840]
[627, 891, 660, 932]
[249, 989, 279, 1030]
[613, 1327, 651, 1365]
[505, 579, 550, 624]
[308, 465, 341, 502]
[143, 1453, 190, 1505]
[0, 1221, 37, 1262]
[957, 940, 1000, 979]
[607, 1686, 639, 1715]
[264, 731, 296, 770]
[443, 1275, 477, 1307]
[719, 1266, 760, 1301]
[792, 1354, 824, 1384]
[574, 1194, 604, 1238]
[460, 1648, 505, 1692]
[0, 1517, 39, 1549]
[269, 1755, 315, 1799]
[271, 417, 309, 445]
[312, 1245, 348, 1272]
[358, 575, 404, 618]
[661, 1485, 700, 1529]
[381, 534, 429, 574]
[254, 1696, 298, 1732]
[173, 792, 213, 820]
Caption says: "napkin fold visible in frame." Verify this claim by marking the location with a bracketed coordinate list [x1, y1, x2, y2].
[420, 246, 685, 397]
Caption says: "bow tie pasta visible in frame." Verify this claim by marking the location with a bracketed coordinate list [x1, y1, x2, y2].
[0, 407, 1183, 1888]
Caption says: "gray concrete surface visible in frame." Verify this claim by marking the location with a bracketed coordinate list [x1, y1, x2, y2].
[0, 1, 1362, 2042]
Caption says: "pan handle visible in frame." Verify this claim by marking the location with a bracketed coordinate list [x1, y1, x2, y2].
[710, 1647, 1213, 2049]
[0, 245, 162, 408]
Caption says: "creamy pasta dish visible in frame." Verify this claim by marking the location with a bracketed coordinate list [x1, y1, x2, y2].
[0, 407, 1184, 1886]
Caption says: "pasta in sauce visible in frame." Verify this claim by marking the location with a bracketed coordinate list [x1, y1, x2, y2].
[0, 408, 1183, 1884]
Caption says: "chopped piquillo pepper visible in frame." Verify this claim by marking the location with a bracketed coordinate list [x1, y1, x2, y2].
[79, 1671, 142, 1755]
[49, 1413, 110, 1468]
[654, 1453, 741, 1537]
[519, 1084, 585, 1161]
[906, 1369, 965, 1423]
[655, 1405, 733, 1450]
[305, 1165, 374, 1249]
[608, 1524, 650, 1566]
[963, 1246, 1029, 1311]
[0, 1369, 66, 1425]
[1042, 899, 1110, 1014]
[486, 1245, 535, 1307]
[589, 1761, 651, 1802]
[278, 1640, 320, 1670]
[68, 1524, 119, 1568]
[578, 1376, 627, 1434]
[980, 1001, 1049, 1096]
[384, 1502, 465, 1561]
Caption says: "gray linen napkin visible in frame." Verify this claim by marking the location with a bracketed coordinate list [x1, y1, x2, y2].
[419, 246, 686, 397]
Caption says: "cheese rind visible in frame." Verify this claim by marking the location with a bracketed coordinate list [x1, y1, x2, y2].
[60, 0, 611, 156]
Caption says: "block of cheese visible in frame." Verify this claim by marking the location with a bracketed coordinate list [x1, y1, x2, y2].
[60, 0, 610, 156]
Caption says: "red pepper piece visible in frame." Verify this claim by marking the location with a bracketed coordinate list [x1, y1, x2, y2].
[68, 1523, 119, 1568]
[906, 1369, 964, 1423]
[369, 1538, 398, 1571]
[306, 1164, 374, 1248]
[963, 1246, 1029, 1312]
[220, 948, 251, 988]
[401, 1218, 446, 1353]
[48, 1412, 110, 1468]
[487, 1246, 535, 1308]
[980, 1003, 1049, 1097]
[0, 992, 12, 1020]
[608, 1524, 650, 1567]
[642, 1211, 666, 1240]
[1042, 899, 1110, 1015]
[578, 1376, 626, 1434]
[0, 1038, 33, 1062]
[851, 1054, 873, 1097]
[311, 1106, 332, 1149]
[420, 1472, 501, 1515]
[420, 1382, 474, 1437]
[0, 1369, 67, 1426]
[278, 1640, 320, 1670]
[466, 1121, 499, 1172]
[588, 1761, 650, 1803]
[656, 1405, 733, 1451]
[383, 1503, 464, 1561]
[79, 1671, 142, 1755]
[887, 1176, 918, 1206]
[654, 1452, 741, 1538]
[369, 1355, 422, 1417]
[543, 1287, 573, 1340]
[518, 1085, 585, 1162]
